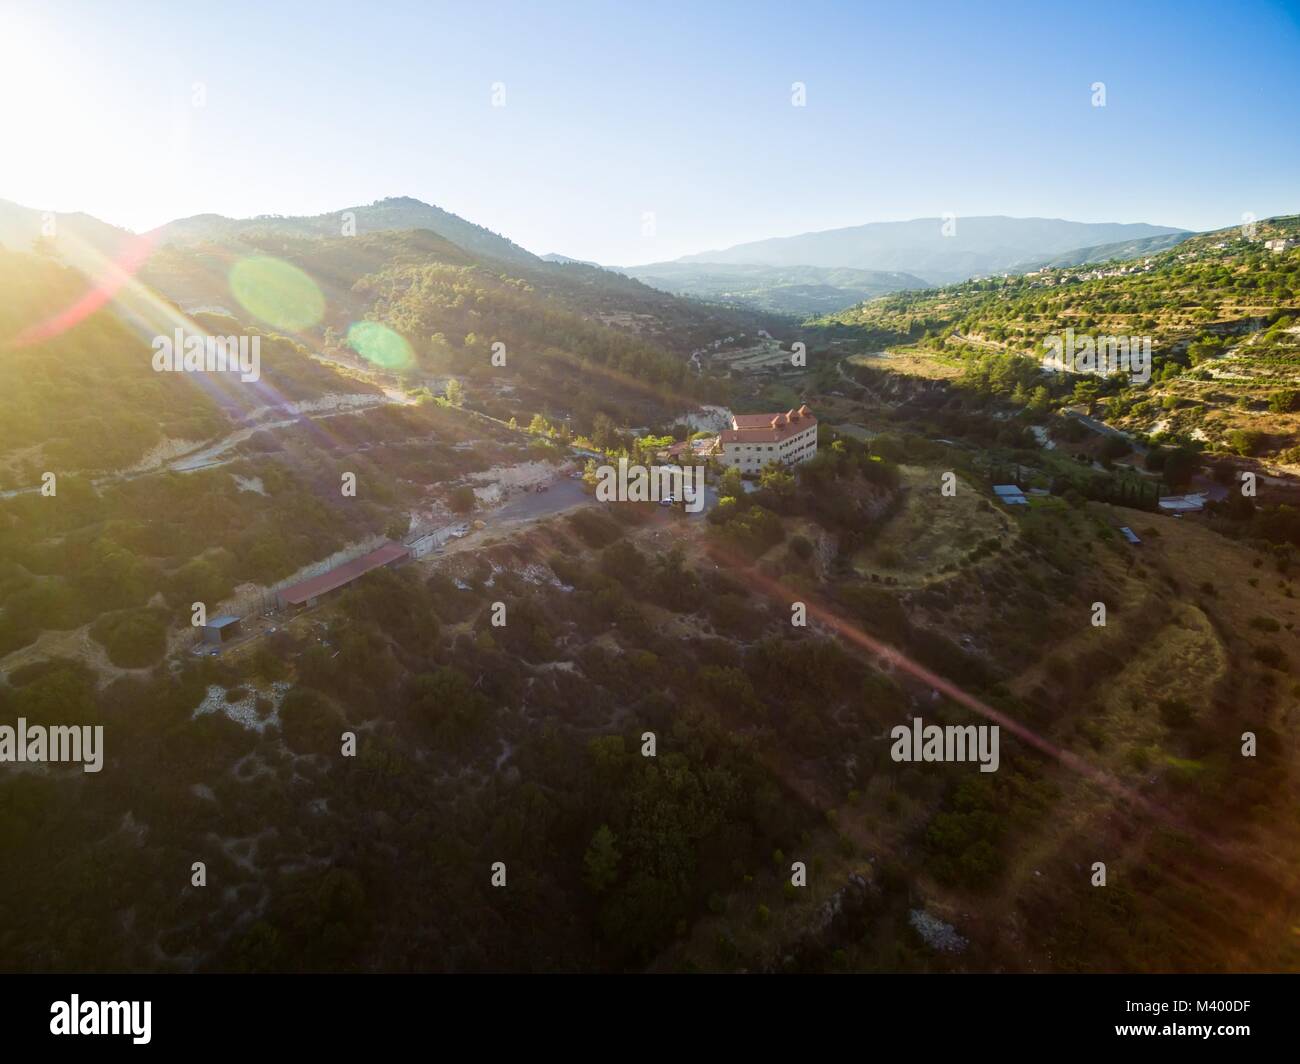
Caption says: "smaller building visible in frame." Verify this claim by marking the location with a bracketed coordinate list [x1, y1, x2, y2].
[1264, 238, 1296, 253]
[992, 484, 1028, 506]
[1158, 492, 1206, 513]
[201, 615, 241, 646]
[656, 437, 720, 462]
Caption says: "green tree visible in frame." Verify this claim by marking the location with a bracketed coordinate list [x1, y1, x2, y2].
[718, 465, 744, 500]
[583, 825, 621, 894]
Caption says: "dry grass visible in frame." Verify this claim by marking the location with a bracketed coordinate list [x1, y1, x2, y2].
[853, 465, 1016, 587]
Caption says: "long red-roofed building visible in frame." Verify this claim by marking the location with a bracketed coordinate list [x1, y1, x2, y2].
[275, 541, 411, 609]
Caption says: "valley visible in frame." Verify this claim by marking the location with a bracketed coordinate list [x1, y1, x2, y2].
[1, 193, 1297, 976]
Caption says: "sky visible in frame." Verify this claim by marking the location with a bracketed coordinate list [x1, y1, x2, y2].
[2, 0, 1299, 265]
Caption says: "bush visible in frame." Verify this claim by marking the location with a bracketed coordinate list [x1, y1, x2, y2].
[567, 508, 623, 548]
[447, 485, 476, 513]
[1253, 643, 1287, 670]
[1225, 429, 1265, 457]
[1267, 390, 1299, 414]
[279, 687, 345, 754]
[89, 608, 168, 668]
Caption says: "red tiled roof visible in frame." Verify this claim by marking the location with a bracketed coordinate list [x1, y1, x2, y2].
[721, 407, 817, 445]
[277, 541, 410, 605]
[731, 413, 783, 430]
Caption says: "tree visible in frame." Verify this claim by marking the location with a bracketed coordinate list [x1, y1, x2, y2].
[444, 378, 465, 407]
[583, 825, 621, 894]
[1267, 389, 1299, 413]
[448, 485, 476, 513]
[1162, 447, 1200, 487]
[718, 465, 744, 500]
[758, 465, 795, 503]
[407, 666, 488, 742]
[1070, 378, 1101, 413]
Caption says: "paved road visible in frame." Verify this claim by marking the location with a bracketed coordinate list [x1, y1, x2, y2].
[493, 478, 592, 522]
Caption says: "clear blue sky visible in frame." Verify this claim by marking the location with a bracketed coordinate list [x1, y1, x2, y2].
[4, 0, 1299, 264]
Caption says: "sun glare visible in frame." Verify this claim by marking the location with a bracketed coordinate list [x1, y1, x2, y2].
[0, 10, 175, 228]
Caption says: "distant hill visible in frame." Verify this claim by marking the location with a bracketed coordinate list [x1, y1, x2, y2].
[151, 196, 541, 266]
[1011, 231, 1194, 273]
[138, 226, 775, 359]
[0, 197, 138, 261]
[678, 216, 1189, 285]
[621, 261, 931, 317]
[541, 252, 600, 266]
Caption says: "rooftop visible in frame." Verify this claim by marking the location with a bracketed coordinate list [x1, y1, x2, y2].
[721, 405, 816, 445]
[277, 541, 410, 606]
[992, 484, 1028, 505]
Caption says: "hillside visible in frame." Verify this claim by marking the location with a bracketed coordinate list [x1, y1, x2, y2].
[817, 216, 1300, 465]
[678, 216, 1187, 285]
[1010, 231, 1195, 273]
[0, 197, 139, 262]
[139, 221, 782, 363]
[152, 196, 542, 266]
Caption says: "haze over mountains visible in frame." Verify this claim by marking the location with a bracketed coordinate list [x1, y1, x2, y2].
[0, 196, 136, 259]
[0, 196, 1201, 319]
[672, 216, 1190, 286]
[618, 261, 931, 317]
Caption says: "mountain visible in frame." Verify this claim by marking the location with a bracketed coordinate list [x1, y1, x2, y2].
[620, 261, 931, 317]
[678, 216, 1190, 285]
[1010, 230, 1194, 273]
[541, 252, 600, 266]
[0, 197, 137, 260]
[151, 196, 541, 266]
[139, 226, 777, 361]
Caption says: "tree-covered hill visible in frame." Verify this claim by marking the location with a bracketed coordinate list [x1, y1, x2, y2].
[817, 216, 1300, 463]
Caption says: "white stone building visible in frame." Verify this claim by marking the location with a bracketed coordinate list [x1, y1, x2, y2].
[717, 405, 818, 473]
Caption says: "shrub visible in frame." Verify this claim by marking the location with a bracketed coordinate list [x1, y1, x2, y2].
[89, 608, 168, 668]
[1253, 643, 1287, 670]
[447, 485, 476, 513]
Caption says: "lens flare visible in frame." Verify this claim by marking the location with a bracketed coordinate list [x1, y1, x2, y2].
[228, 256, 324, 331]
[7, 234, 155, 349]
[346, 321, 413, 370]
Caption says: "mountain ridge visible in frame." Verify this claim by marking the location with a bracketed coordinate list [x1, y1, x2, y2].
[676, 215, 1190, 285]
[150, 195, 541, 266]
